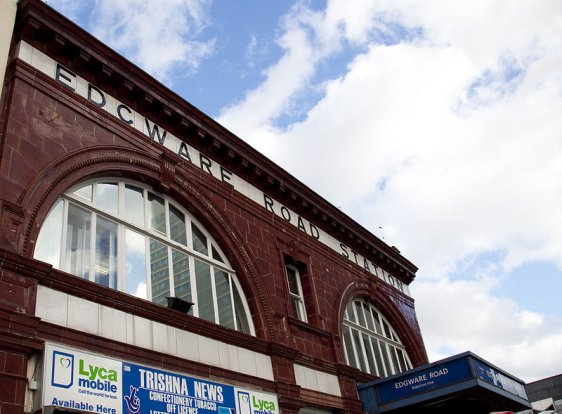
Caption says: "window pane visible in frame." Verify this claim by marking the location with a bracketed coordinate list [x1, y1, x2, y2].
[396, 348, 406, 373]
[371, 308, 382, 334]
[96, 182, 118, 214]
[73, 184, 92, 202]
[383, 320, 392, 339]
[354, 301, 366, 327]
[233, 286, 250, 334]
[65, 204, 91, 280]
[390, 345, 401, 374]
[149, 238, 170, 305]
[352, 328, 367, 372]
[380, 342, 393, 375]
[35, 200, 63, 267]
[362, 333, 377, 375]
[286, 267, 300, 295]
[95, 217, 117, 289]
[191, 223, 208, 255]
[211, 246, 223, 262]
[291, 297, 305, 321]
[372, 338, 386, 377]
[172, 249, 191, 309]
[169, 204, 187, 246]
[363, 303, 375, 331]
[195, 259, 214, 322]
[125, 229, 147, 299]
[343, 325, 358, 369]
[215, 269, 234, 329]
[149, 193, 166, 235]
[345, 302, 355, 322]
[125, 185, 144, 226]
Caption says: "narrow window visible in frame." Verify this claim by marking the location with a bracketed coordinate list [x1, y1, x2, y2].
[286, 264, 307, 322]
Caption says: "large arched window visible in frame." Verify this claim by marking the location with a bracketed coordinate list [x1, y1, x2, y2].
[34, 179, 253, 335]
[343, 298, 412, 377]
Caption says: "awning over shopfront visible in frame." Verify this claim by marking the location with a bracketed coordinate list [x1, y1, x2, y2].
[357, 352, 531, 414]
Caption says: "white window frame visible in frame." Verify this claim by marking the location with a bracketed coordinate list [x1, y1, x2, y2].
[35, 178, 255, 335]
[285, 264, 308, 322]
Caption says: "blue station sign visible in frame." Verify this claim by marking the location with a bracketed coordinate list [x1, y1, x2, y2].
[377, 356, 472, 404]
[357, 352, 531, 414]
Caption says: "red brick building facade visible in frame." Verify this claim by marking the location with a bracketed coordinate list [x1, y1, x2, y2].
[0, 1, 427, 413]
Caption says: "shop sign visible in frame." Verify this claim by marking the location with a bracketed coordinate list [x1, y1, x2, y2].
[43, 343, 278, 414]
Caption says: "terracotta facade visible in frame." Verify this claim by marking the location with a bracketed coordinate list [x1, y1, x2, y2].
[0, 1, 427, 413]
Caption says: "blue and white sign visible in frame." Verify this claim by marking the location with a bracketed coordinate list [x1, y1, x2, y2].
[43, 344, 278, 414]
[472, 359, 528, 399]
[377, 357, 472, 404]
[44, 343, 122, 413]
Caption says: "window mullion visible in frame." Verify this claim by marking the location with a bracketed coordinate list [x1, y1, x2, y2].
[167, 247, 175, 298]
[229, 274, 238, 331]
[189, 255, 198, 317]
[144, 236, 153, 301]
[117, 224, 125, 292]
[59, 199, 69, 270]
[90, 212, 97, 283]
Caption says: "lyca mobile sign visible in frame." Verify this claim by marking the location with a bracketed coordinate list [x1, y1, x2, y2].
[43, 343, 279, 414]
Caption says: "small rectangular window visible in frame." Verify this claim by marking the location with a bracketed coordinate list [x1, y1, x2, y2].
[286, 264, 307, 322]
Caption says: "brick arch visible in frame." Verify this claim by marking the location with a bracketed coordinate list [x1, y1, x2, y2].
[336, 279, 427, 368]
[19, 145, 276, 341]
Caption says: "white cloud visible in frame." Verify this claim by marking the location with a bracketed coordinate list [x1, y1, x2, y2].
[89, 0, 215, 82]
[413, 278, 562, 382]
[217, 0, 562, 380]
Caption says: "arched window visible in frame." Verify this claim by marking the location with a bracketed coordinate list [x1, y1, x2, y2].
[34, 179, 254, 335]
[342, 298, 412, 377]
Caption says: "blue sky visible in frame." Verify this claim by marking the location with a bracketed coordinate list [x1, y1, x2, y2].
[46, 0, 562, 382]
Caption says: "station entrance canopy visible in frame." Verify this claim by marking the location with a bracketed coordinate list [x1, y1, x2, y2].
[357, 352, 531, 414]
